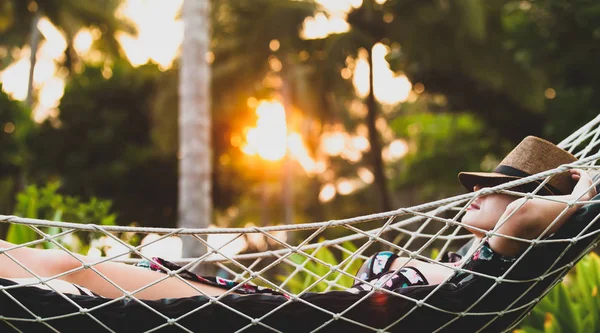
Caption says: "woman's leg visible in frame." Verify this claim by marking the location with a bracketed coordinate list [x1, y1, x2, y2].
[0, 240, 61, 278]
[0, 240, 229, 299]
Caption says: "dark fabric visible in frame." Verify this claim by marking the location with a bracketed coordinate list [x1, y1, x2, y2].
[2, 196, 600, 333]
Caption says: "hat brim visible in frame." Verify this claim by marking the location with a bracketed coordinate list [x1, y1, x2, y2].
[458, 171, 555, 195]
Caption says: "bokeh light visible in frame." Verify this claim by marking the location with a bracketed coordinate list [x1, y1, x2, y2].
[352, 43, 412, 105]
[242, 101, 288, 161]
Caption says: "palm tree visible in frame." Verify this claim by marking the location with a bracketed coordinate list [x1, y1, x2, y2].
[151, 0, 318, 244]
[178, 0, 212, 258]
[0, 0, 134, 106]
[210, 0, 395, 216]
[321, 0, 392, 212]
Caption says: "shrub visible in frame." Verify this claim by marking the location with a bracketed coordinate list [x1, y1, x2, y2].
[516, 252, 600, 333]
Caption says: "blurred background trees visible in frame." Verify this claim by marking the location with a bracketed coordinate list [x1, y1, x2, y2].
[1, 0, 599, 248]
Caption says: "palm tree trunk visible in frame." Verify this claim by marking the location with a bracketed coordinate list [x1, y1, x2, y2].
[281, 69, 294, 226]
[366, 45, 392, 212]
[179, 0, 212, 260]
[26, 12, 41, 108]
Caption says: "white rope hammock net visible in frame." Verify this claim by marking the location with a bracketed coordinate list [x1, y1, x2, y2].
[2, 115, 600, 333]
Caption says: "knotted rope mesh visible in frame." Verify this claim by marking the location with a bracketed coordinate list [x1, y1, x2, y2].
[2, 115, 600, 333]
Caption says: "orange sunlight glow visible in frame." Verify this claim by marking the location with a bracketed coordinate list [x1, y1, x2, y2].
[287, 132, 326, 174]
[242, 101, 288, 161]
[241, 100, 325, 174]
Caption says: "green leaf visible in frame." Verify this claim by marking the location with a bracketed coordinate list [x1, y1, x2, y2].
[314, 246, 337, 278]
[544, 313, 562, 333]
[275, 274, 304, 294]
[43, 209, 62, 249]
[289, 253, 307, 265]
[554, 284, 580, 332]
[301, 266, 315, 292]
[6, 224, 37, 245]
[341, 241, 358, 253]
[581, 313, 596, 333]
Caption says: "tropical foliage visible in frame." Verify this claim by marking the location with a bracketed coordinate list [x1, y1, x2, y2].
[0, 0, 133, 69]
[6, 182, 117, 253]
[276, 240, 364, 293]
[516, 253, 600, 333]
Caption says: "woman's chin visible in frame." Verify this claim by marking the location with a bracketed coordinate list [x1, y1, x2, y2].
[462, 210, 476, 224]
[462, 212, 480, 231]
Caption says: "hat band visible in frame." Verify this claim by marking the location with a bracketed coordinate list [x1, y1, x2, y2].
[494, 165, 562, 195]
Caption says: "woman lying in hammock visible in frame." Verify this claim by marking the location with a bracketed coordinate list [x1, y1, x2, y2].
[0, 136, 596, 300]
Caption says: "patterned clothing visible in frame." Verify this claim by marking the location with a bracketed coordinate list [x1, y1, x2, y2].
[349, 251, 428, 293]
[448, 241, 517, 285]
[134, 241, 516, 298]
[349, 241, 517, 293]
[135, 257, 288, 298]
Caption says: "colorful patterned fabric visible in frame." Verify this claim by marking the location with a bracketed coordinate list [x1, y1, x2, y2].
[135, 257, 288, 298]
[349, 251, 428, 293]
[348, 266, 429, 293]
[353, 251, 398, 285]
[135, 241, 515, 298]
[449, 240, 517, 285]
[349, 241, 518, 293]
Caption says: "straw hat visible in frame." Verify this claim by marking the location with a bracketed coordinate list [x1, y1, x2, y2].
[458, 136, 577, 195]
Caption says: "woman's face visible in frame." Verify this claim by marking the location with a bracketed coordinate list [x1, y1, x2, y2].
[461, 185, 517, 237]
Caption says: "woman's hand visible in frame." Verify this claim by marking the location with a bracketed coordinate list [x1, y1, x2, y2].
[569, 169, 597, 203]
[488, 169, 597, 257]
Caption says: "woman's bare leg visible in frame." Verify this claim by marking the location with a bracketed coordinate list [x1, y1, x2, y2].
[0, 239, 229, 299]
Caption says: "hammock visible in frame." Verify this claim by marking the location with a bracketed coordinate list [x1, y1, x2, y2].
[2, 115, 600, 333]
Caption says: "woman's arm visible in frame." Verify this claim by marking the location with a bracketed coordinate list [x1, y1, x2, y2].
[489, 169, 597, 256]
